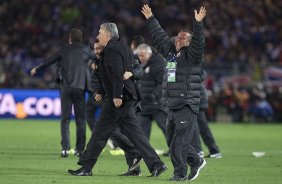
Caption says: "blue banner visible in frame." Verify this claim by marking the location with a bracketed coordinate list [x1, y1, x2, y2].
[0, 89, 62, 119]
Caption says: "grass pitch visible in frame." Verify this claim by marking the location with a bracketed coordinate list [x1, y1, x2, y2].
[0, 119, 282, 184]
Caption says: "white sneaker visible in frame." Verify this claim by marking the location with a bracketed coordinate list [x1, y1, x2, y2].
[207, 153, 222, 158]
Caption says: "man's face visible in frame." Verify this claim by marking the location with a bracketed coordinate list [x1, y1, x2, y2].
[137, 49, 151, 65]
[94, 43, 103, 55]
[175, 31, 191, 51]
[97, 27, 110, 47]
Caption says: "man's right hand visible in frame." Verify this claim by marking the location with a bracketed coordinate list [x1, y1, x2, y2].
[94, 93, 103, 102]
[141, 4, 153, 19]
[91, 63, 98, 70]
[30, 68, 37, 76]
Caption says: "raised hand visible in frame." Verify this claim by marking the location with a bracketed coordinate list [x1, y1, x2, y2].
[141, 4, 153, 19]
[194, 6, 207, 22]
[30, 67, 37, 76]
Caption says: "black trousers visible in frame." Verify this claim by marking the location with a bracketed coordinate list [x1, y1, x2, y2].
[166, 105, 200, 177]
[110, 127, 141, 169]
[60, 87, 86, 152]
[85, 94, 100, 131]
[197, 109, 220, 154]
[78, 98, 164, 172]
[191, 122, 203, 153]
[137, 110, 167, 140]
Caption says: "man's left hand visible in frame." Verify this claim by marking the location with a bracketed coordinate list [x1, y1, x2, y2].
[123, 71, 133, 80]
[195, 6, 207, 22]
[113, 98, 122, 108]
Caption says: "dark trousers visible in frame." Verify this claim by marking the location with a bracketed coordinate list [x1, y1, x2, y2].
[78, 98, 164, 172]
[197, 109, 220, 154]
[85, 94, 100, 131]
[137, 110, 167, 140]
[60, 87, 86, 152]
[166, 106, 200, 177]
[191, 122, 203, 153]
[110, 127, 141, 169]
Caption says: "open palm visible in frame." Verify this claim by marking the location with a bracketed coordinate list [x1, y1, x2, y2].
[195, 7, 207, 22]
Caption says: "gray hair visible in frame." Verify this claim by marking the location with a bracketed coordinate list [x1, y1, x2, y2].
[136, 44, 152, 55]
[100, 23, 119, 38]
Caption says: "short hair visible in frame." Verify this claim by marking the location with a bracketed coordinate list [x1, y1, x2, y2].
[181, 29, 193, 42]
[69, 28, 82, 43]
[100, 23, 119, 38]
[136, 43, 152, 55]
[131, 35, 145, 48]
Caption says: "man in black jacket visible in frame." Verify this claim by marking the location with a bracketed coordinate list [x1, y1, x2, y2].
[135, 43, 167, 141]
[67, 22, 167, 177]
[193, 70, 222, 158]
[142, 4, 207, 181]
[31, 28, 95, 157]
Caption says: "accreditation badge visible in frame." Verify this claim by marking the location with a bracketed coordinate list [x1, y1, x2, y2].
[166, 62, 176, 82]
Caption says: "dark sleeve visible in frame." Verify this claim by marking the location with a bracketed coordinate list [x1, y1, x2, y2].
[36, 51, 61, 71]
[131, 59, 143, 80]
[91, 69, 105, 96]
[186, 21, 205, 63]
[88, 47, 96, 60]
[147, 17, 174, 58]
[106, 48, 124, 99]
[151, 58, 165, 97]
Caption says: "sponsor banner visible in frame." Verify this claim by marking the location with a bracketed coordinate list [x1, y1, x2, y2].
[0, 89, 62, 119]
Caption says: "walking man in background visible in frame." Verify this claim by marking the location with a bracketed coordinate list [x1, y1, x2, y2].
[142, 4, 207, 181]
[31, 28, 95, 157]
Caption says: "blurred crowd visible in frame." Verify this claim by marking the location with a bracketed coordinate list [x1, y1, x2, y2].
[205, 83, 282, 122]
[0, 0, 281, 121]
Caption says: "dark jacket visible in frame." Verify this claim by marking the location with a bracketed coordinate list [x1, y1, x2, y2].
[36, 43, 95, 90]
[138, 51, 166, 115]
[200, 70, 208, 109]
[97, 37, 142, 106]
[147, 17, 205, 113]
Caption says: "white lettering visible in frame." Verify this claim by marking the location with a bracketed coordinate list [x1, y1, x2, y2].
[53, 98, 61, 116]
[23, 97, 37, 116]
[0, 94, 16, 115]
[37, 98, 53, 116]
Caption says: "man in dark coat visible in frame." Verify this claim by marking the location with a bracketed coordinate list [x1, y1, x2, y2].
[135, 43, 167, 141]
[67, 22, 167, 177]
[142, 4, 207, 181]
[31, 28, 95, 157]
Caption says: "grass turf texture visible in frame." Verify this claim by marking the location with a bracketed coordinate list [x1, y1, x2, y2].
[0, 119, 281, 184]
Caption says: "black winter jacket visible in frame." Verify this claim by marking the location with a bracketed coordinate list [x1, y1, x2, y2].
[147, 17, 205, 113]
[138, 51, 166, 115]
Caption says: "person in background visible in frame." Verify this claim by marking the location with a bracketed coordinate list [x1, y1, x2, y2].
[31, 28, 95, 157]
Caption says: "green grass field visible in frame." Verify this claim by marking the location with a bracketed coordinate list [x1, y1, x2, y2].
[0, 119, 282, 184]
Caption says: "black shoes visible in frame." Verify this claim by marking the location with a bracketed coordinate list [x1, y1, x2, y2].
[118, 166, 141, 176]
[188, 158, 206, 181]
[61, 150, 68, 158]
[169, 175, 188, 181]
[129, 156, 143, 171]
[67, 167, 92, 176]
[150, 164, 168, 177]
